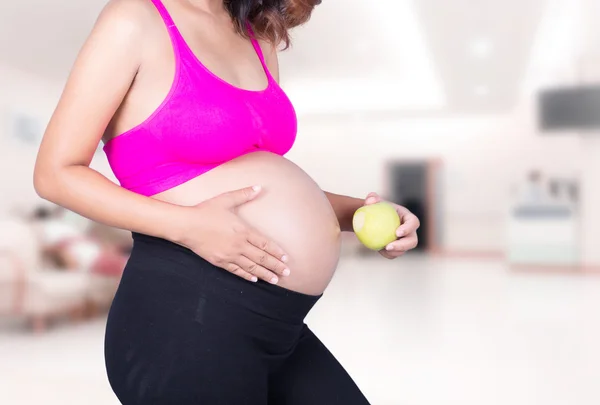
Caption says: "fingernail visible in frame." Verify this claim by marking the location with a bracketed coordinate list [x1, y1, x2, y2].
[281, 255, 289, 263]
[385, 244, 394, 251]
[366, 198, 376, 204]
[270, 277, 279, 284]
[252, 185, 261, 192]
[251, 276, 258, 282]
[396, 230, 404, 237]
[282, 268, 290, 277]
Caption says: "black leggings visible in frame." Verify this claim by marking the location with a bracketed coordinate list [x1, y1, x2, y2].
[104, 232, 370, 405]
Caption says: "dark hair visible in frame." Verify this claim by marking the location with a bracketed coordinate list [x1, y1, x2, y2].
[225, 0, 321, 49]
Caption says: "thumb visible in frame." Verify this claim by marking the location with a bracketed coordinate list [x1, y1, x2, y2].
[217, 185, 262, 208]
[364, 192, 381, 205]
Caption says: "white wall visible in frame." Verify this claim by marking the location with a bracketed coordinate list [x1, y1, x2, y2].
[580, 0, 600, 266]
[576, 0, 600, 266]
[287, 113, 516, 252]
[287, 100, 590, 254]
[579, 136, 600, 266]
[0, 64, 114, 218]
[283, 0, 600, 259]
[0, 64, 61, 216]
[505, 0, 600, 266]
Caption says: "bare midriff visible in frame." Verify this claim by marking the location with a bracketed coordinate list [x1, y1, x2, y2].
[152, 151, 342, 296]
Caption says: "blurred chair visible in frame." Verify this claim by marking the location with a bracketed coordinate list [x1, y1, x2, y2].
[84, 222, 130, 314]
[0, 218, 89, 333]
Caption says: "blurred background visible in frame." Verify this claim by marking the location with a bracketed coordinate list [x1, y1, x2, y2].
[1, 0, 599, 404]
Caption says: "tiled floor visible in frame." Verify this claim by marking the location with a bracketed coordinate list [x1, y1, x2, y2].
[1, 254, 600, 405]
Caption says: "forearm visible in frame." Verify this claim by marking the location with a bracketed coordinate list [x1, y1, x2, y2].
[324, 191, 365, 232]
[34, 165, 189, 244]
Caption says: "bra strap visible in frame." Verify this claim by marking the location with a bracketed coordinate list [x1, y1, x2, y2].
[246, 23, 270, 73]
[150, 0, 187, 64]
[150, 0, 177, 29]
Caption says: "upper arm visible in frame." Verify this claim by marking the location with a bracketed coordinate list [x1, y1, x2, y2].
[35, 0, 148, 173]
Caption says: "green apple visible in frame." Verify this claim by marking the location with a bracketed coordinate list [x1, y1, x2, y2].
[352, 202, 401, 251]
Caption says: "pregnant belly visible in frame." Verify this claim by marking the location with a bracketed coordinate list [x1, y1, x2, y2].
[152, 151, 342, 295]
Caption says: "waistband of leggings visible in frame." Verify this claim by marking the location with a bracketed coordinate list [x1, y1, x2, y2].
[130, 232, 322, 324]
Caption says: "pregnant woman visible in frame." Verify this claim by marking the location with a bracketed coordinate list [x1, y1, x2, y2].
[34, 0, 420, 403]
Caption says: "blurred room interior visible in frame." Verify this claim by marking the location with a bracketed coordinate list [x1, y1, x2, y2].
[0, 0, 599, 404]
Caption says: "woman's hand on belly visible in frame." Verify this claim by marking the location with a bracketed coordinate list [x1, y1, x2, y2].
[173, 185, 291, 285]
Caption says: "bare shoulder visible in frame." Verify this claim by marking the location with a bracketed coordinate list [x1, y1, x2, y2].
[93, 0, 157, 39]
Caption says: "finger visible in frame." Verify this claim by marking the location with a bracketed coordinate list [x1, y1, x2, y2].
[364, 192, 382, 205]
[225, 262, 258, 283]
[244, 244, 290, 277]
[246, 231, 289, 264]
[379, 250, 404, 259]
[385, 236, 418, 252]
[395, 211, 421, 237]
[217, 185, 262, 209]
[235, 255, 280, 285]
[378, 250, 395, 259]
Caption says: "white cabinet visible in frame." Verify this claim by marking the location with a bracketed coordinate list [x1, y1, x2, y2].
[507, 205, 580, 266]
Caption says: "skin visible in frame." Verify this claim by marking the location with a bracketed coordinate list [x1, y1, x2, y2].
[33, 0, 419, 287]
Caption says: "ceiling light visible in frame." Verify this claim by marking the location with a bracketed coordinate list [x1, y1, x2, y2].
[475, 85, 490, 96]
[470, 38, 493, 58]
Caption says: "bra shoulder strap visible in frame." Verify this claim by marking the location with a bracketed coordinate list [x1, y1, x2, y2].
[150, 0, 183, 47]
[246, 23, 270, 72]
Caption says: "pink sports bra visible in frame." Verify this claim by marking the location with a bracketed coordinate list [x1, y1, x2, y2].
[103, 0, 297, 196]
